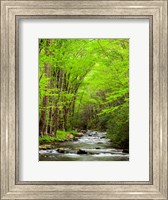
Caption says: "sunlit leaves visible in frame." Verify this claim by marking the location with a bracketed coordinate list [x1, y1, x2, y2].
[39, 38, 129, 137]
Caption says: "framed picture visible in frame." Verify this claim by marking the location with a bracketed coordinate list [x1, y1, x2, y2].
[0, 0, 167, 199]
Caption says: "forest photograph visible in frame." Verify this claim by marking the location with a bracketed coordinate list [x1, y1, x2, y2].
[39, 38, 129, 161]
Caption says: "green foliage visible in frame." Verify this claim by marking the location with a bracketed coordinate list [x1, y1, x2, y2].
[106, 103, 129, 150]
[69, 130, 78, 135]
[39, 38, 129, 149]
[39, 135, 57, 144]
[56, 130, 77, 139]
[39, 130, 78, 144]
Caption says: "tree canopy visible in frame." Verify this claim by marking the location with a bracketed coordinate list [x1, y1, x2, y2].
[39, 38, 129, 149]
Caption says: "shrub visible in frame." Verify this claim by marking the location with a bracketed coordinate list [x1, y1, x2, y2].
[106, 104, 129, 150]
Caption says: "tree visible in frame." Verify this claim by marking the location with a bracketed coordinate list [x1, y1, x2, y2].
[39, 38, 129, 150]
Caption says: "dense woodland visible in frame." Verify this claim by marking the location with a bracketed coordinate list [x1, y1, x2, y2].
[39, 39, 129, 150]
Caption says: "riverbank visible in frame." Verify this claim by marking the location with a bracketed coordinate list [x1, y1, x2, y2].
[39, 130, 129, 161]
[39, 130, 86, 150]
[39, 130, 129, 153]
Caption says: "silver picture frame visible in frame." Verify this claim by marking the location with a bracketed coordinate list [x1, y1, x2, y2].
[0, 0, 167, 199]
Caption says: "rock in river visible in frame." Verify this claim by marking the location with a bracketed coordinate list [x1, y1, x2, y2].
[67, 133, 74, 140]
[57, 148, 65, 153]
[73, 137, 78, 141]
[80, 130, 87, 133]
[77, 132, 84, 137]
[77, 149, 88, 154]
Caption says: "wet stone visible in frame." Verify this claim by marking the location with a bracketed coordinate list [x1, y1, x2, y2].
[77, 149, 88, 154]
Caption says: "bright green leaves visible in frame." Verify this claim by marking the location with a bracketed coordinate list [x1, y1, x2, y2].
[74, 39, 129, 119]
[39, 38, 129, 148]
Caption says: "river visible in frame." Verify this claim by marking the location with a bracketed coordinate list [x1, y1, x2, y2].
[39, 130, 129, 161]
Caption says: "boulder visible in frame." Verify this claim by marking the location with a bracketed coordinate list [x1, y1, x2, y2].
[77, 132, 84, 137]
[81, 130, 87, 133]
[67, 133, 74, 140]
[57, 148, 65, 153]
[73, 137, 78, 141]
[86, 130, 92, 134]
[77, 149, 88, 154]
[88, 131, 97, 136]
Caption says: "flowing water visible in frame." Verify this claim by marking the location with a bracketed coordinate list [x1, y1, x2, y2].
[39, 130, 129, 161]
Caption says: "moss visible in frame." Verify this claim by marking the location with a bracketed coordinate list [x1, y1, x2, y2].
[39, 135, 57, 144]
[39, 130, 78, 144]
[69, 130, 78, 135]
